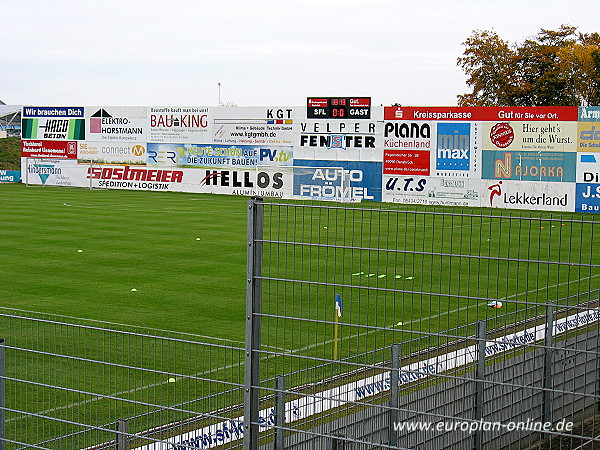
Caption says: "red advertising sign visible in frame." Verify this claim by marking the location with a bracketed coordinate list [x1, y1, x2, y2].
[21, 140, 77, 159]
[384, 106, 578, 122]
[383, 149, 430, 175]
[479, 106, 579, 122]
[384, 107, 480, 121]
[478, 106, 578, 121]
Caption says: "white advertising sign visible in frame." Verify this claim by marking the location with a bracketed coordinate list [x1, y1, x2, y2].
[294, 106, 384, 162]
[212, 106, 294, 145]
[149, 106, 211, 143]
[77, 141, 147, 165]
[484, 179, 575, 212]
[86, 106, 148, 142]
[382, 175, 481, 207]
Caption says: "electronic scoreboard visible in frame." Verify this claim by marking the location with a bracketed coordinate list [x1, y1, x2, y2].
[307, 97, 371, 119]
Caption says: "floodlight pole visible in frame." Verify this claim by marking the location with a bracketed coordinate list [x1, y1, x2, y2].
[218, 83, 222, 106]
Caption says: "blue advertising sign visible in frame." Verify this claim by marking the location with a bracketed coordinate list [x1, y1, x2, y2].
[22, 107, 84, 117]
[0, 170, 20, 182]
[146, 143, 292, 168]
[293, 159, 382, 202]
[578, 107, 600, 122]
[575, 183, 600, 213]
[481, 150, 576, 182]
[435, 123, 471, 171]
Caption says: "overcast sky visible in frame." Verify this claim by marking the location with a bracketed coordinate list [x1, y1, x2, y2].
[1, 0, 598, 107]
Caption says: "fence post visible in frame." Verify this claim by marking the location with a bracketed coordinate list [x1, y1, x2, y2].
[473, 320, 486, 450]
[0, 339, 5, 450]
[116, 419, 129, 450]
[274, 375, 286, 450]
[389, 343, 400, 448]
[329, 433, 345, 450]
[244, 197, 264, 450]
[542, 303, 554, 437]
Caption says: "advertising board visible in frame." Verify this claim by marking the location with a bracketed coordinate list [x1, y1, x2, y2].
[481, 107, 578, 153]
[21, 106, 85, 140]
[86, 106, 147, 142]
[145, 144, 292, 168]
[212, 107, 293, 145]
[575, 152, 600, 212]
[382, 175, 481, 207]
[21, 140, 77, 159]
[577, 121, 600, 151]
[77, 142, 147, 165]
[295, 107, 383, 162]
[481, 150, 576, 182]
[149, 107, 211, 143]
[484, 179, 575, 212]
[293, 159, 382, 202]
[384, 107, 481, 178]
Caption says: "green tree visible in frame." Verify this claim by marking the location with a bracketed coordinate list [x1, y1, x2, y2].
[457, 25, 600, 106]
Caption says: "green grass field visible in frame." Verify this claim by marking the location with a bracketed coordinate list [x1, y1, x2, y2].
[1, 182, 599, 447]
[0, 183, 250, 340]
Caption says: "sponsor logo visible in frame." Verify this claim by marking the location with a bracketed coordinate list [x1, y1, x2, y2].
[488, 181, 503, 206]
[87, 166, 183, 183]
[384, 123, 430, 139]
[579, 125, 600, 149]
[490, 123, 514, 148]
[266, 108, 293, 123]
[299, 122, 376, 149]
[258, 148, 292, 163]
[579, 107, 600, 121]
[132, 145, 145, 156]
[90, 109, 143, 135]
[28, 163, 61, 184]
[583, 172, 600, 183]
[297, 168, 375, 200]
[0, 170, 20, 183]
[23, 107, 84, 117]
[385, 177, 427, 192]
[488, 181, 568, 207]
[299, 134, 375, 148]
[200, 170, 284, 190]
[22, 140, 77, 159]
[577, 183, 600, 212]
[150, 114, 208, 128]
[436, 123, 470, 171]
[492, 152, 566, 179]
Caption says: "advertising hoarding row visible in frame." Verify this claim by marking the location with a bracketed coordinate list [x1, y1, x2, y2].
[20, 105, 600, 213]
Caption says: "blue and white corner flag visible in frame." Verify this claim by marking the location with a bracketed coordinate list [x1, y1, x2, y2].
[335, 294, 343, 318]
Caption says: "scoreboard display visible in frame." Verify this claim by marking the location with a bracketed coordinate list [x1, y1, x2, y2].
[307, 97, 371, 119]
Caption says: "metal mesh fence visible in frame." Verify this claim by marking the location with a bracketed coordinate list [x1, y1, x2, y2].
[1, 198, 599, 449]
[0, 310, 246, 449]
[246, 198, 600, 449]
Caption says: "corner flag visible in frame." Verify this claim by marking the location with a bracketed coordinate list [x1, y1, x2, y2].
[334, 294, 342, 360]
[335, 294, 343, 318]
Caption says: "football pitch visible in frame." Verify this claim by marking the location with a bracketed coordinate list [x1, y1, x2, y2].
[0, 184, 250, 340]
[1, 183, 599, 447]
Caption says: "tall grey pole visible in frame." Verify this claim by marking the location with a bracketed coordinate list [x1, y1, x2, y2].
[274, 375, 286, 450]
[389, 343, 400, 448]
[473, 320, 486, 450]
[542, 304, 554, 436]
[244, 197, 264, 450]
[0, 339, 5, 450]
